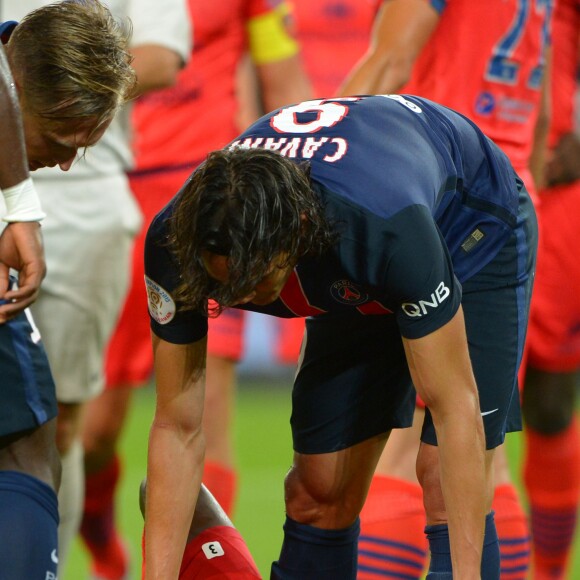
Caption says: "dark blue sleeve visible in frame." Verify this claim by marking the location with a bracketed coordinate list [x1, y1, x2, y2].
[144, 207, 207, 345]
[381, 205, 462, 339]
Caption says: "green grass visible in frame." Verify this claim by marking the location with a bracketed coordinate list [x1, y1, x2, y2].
[62, 380, 579, 579]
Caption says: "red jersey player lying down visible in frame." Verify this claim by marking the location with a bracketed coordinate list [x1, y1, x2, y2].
[140, 480, 261, 579]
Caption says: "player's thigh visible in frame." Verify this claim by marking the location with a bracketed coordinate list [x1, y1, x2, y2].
[31, 243, 133, 403]
[32, 175, 136, 401]
[292, 313, 415, 455]
[527, 181, 580, 372]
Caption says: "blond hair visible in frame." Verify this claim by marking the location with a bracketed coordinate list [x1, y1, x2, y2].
[7, 0, 135, 131]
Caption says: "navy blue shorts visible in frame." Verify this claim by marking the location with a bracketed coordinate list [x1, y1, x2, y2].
[0, 301, 57, 437]
[291, 181, 537, 454]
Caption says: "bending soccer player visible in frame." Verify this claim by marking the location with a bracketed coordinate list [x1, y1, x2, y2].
[143, 95, 537, 579]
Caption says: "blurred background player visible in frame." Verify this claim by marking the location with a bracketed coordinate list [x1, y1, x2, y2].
[2, 0, 191, 576]
[79, 1, 311, 576]
[0, 1, 135, 576]
[522, 0, 580, 576]
[338, 0, 553, 578]
[139, 481, 262, 579]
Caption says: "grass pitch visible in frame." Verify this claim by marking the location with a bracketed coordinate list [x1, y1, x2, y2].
[62, 379, 579, 579]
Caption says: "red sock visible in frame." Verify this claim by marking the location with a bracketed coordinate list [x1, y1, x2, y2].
[81, 454, 129, 580]
[492, 483, 531, 580]
[358, 475, 428, 579]
[524, 418, 580, 579]
[202, 461, 238, 517]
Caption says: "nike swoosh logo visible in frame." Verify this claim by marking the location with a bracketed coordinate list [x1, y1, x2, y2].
[481, 409, 499, 416]
[51, 549, 58, 564]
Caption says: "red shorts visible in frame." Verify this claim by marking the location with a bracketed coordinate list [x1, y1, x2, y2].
[207, 308, 246, 361]
[207, 312, 305, 364]
[179, 526, 261, 579]
[526, 180, 580, 372]
[275, 317, 305, 365]
[105, 168, 192, 388]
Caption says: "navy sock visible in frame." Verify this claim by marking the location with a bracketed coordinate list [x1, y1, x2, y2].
[0, 471, 59, 580]
[425, 512, 500, 580]
[271, 516, 360, 579]
[481, 512, 500, 580]
[425, 520, 452, 580]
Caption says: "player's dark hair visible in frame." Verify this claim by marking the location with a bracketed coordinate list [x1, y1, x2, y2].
[168, 147, 337, 314]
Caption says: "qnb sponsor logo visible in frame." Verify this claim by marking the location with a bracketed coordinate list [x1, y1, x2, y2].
[401, 282, 450, 318]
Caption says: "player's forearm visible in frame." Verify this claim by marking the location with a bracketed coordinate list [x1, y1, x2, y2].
[339, 0, 439, 97]
[130, 44, 184, 98]
[433, 402, 487, 579]
[339, 53, 411, 96]
[145, 423, 205, 579]
[258, 56, 313, 115]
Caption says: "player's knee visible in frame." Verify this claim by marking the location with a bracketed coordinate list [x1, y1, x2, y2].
[417, 443, 446, 524]
[524, 401, 575, 433]
[83, 424, 120, 458]
[283, 465, 361, 528]
[523, 372, 576, 433]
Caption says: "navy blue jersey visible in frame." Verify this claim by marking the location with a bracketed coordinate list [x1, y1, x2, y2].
[145, 95, 524, 345]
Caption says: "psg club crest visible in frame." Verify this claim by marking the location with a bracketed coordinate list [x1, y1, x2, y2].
[330, 280, 368, 305]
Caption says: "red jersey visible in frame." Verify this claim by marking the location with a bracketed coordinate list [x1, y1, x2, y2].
[547, 0, 580, 145]
[132, 0, 296, 173]
[292, 0, 383, 97]
[403, 0, 553, 176]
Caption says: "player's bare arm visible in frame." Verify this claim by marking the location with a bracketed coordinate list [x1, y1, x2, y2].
[0, 44, 45, 321]
[403, 306, 488, 580]
[256, 54, 313, 114]
[145, 333, 208, 579]
[339, 0, 439, 96]
[129, 44, 186, 98]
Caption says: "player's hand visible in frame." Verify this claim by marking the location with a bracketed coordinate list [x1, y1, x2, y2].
[0, 222, 46, 322]
[544, 132, 580, 187]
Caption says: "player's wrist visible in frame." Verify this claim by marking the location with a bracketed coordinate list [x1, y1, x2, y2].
[2, 177, 46, 222]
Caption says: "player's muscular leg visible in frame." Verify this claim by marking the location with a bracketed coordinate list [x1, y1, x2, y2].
[284, 432, 388, 529]
[418, 442, 495, 525]
[523, 367, 577, 433]
[0, 419, 61, 490]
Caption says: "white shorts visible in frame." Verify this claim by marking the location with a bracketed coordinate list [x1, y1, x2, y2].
[30, 173, 142, 403]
